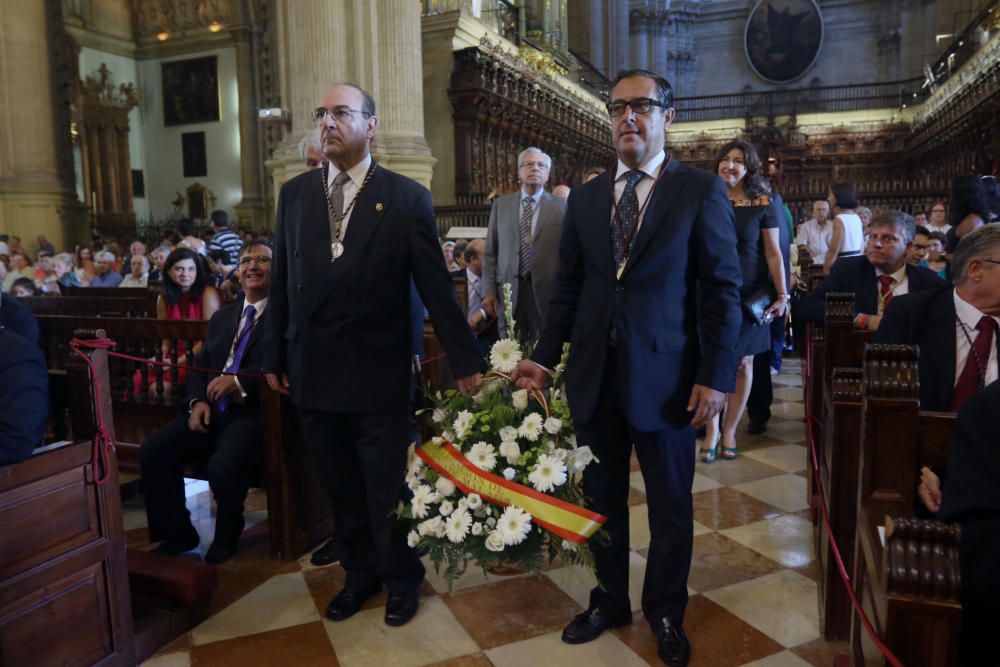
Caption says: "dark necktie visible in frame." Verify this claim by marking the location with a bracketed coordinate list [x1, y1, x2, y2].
[330, 171, 352, 219]
[949, 316, 998, 411]
[518, 196, 535, 277]
[877, 275, 895, 312]
[218, 304, 257, 414]
[612, 170, 646, 270]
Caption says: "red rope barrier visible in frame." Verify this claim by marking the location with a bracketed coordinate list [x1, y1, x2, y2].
[802, 334, 905, 667]
[68, 338, 117, 485]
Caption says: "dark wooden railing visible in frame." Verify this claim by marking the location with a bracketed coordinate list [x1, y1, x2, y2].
[434, 203, 492, 237]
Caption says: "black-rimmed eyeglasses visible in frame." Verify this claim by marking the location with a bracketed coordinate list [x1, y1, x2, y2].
[313, 106, 373, 122]
[605, 97, 668, 117]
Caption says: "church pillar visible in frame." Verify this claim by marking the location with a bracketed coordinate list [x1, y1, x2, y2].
[607, 0, 629, 76]
[0, 0, 74, 252]
[630, 10, 649, 72]
[233, 26, 268, 231]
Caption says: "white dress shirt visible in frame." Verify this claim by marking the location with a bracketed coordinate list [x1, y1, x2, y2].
[611, 151, 667, 233]
[225, 296, 268, 397]
[927, 222, 953, 235]
[795, 218, 832, 263]
[874, 264, 909, 313]
[519, 188, 543, 237]
[325, 153, 373, 239]
[953, 290, 1000, 387]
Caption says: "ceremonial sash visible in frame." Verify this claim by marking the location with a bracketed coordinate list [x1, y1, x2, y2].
[416, 440, 606, 544]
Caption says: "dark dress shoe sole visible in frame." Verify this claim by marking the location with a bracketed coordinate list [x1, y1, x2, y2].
[384, 596, 419, 627]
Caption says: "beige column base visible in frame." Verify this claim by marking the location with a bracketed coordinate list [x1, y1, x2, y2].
[373, 133, 438, 191]
[233, 197, 271, 233]
[0, 190, 81, 253]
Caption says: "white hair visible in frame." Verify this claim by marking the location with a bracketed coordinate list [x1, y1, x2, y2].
[517, 147, 551, 168]
[298, 128, 322, 163]
[96, 250, 116, 262]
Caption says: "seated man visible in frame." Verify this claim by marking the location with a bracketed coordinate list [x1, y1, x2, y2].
[0, 326, 48, 465]
[140, 240, 274, 564]
[90, 251, 124, 287]
[0, 291, 39, 343]
[796, 210, 945, 330]
[875, 224, 1000, 412]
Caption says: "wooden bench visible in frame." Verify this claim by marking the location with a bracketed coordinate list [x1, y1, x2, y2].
[0, 343, 135, 666]
[38, 315, 332, 561]
[65, 285, 160, 313]
[852, 344, 960, 666]
[20, 294, 157, 318]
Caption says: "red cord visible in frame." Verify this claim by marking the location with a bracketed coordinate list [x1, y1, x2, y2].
[68, 338, 117, 485]
[802, 333, 905, 667]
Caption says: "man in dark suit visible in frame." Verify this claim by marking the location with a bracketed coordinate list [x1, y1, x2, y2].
[140, 240, 274, 565]
[874, 223, 1000, 411]
[513, 69, 742, 667]
[0, 291, 39, 344]
[264, 83, 484, 628]
[0, 326, 48, 465]
[797, 210, 946, 330]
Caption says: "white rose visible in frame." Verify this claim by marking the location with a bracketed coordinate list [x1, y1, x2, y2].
[544, 417, 562, 434]
[456, 497, 469, 512]
[499, 441, 521, 464]
[484, 530, 505, 552]
[438, 500, 454, 516]
[432, 408, 447, 424]
[502, 467, 516, 481]
[499, 426, 519, 442]
[407, 531, 421, 548]
[486, 517, 497, 528]
[466, 493, 483, 510]
[435, 477, 456, 497]
[418, 516, 444, 537]
[474, 505, 488, 518]
[471, 522, 485, 536]
[511, 389, 529, 410]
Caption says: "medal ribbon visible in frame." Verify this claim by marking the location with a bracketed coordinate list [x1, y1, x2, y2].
[416, 440, 606, 544]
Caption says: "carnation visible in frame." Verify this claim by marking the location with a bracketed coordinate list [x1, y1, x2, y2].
[528, 453, 568, 492]
[544, 417, 563, 434]
[471, 522, 485, 536]
[518, 413, 544, 441]
[499, 440, 521, 464]
[489, 338, 523, 373]
[452, 411, 474, 440]
[438, 500, 454, 516]
[445, 510, 473, 543]
[497, 506, 533, 545]
[511, 389, 529, 411]
[502, 467, 516, 481]
[468, 442, 498, 471]
[499, 426, 519, 442]
[465, 493, 482, 510]
[435, 477, 456, 497]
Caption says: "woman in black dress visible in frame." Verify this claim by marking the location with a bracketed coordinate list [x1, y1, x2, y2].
[701, 141, 788, 462]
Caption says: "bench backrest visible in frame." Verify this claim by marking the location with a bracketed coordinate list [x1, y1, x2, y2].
[20, 295, 157, 318]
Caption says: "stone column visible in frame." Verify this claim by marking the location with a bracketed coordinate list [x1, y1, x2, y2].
[630, 11, 649, 72]
[652, 14, 669, 76]
[587, 0, 605, 72]
[607, 0, 629, 76]
[0, 0, 73, 251]
[233, 27, 268, 231]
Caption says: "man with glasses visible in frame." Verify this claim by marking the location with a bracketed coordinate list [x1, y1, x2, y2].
[512, 69, 743, 667]
[482, 146, 566, 341]
[265, 83, 484, 628]
[139, 240, 274, 564]
[797, 210, 944, 329]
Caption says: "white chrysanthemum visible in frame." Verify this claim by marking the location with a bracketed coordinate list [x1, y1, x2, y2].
[518, 413, 544, 441]
[418, 516, 444, 537]
[407, 530, 420, 548]
[568, 445, 596, 473]
[465, 493, 482, 510]
[445, 510, 473, 543]
[502, 467, 516, 480]
[484, 530, 505, 552]
[435, 477, 456, 497]
[499, 426, 519, 442]
[407, 477, 421, 491]
[528, 453, 568, 492]
[432, 408, 448, 424]
[499, 440, 521, 464]
[452, 410, 474, 440]
[497, 506, 533, 545]
[410, 484, 439, 519]
[544, 417, 563, 434]
[471, 522, 485, 536]
[468, 442, 498, 471]
[489, 339, 523, 373]
[511, 389, 529, 410]
[438, 500, 454, 516]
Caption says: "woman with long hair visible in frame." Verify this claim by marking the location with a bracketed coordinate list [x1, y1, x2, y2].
[702, 140, 788, 462]
[75, 246, 96, 285]
[822, 182, 864, 273]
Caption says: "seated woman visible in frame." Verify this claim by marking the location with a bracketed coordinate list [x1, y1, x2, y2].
[75, 246, 96, 285]
[822, 182, 865, 274]
[51, 252, 82, 290]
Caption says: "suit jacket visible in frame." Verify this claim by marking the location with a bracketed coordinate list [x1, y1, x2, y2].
[796, 255, 946, 325]
[0, 293, 39, 344]
[187, 299, 272, 410]
[0, 327, 48, 465]
[266, 164, 483, 412]
[483, 190, 566, 335]
[532, 159, 743, 431]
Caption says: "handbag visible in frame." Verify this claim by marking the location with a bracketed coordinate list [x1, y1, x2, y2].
[742, 287, 776, 327]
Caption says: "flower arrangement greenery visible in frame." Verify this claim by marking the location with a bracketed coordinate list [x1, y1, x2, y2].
[399, 284, 605, 585]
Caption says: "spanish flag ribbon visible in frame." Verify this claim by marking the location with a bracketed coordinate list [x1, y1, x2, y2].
[416, 440, 606, 545]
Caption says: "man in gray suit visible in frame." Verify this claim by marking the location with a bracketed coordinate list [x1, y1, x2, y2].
[482, 147, 566, 341]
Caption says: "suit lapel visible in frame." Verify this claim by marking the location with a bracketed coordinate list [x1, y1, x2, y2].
[620, 158, 683, 278]
[531, 192, 553, 243]
[308, 166, 389, 316]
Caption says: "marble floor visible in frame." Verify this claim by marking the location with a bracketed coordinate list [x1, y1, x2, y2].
[132, 357, 851, 666]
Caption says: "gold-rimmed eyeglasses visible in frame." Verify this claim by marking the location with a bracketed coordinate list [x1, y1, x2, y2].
[313, 106, 373, 123]
[239, 255, 272, 266]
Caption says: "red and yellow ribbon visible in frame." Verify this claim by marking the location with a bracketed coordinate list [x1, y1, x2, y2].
[416, 440, 606, 544]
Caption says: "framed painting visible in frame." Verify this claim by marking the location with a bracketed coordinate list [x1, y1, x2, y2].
[162, 56, 220, 126]
[181, 131, 207, 178]
[744, 0, 824, 84]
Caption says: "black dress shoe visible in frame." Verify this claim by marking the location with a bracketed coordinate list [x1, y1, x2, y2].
[384, 593, 419, 627]
[325, 585, 380, 621]
[746, 421, 768, 435]
[310, 538, 340, 567]
[153, 526, 201, 556]
[561, 606, 632, 644]
[204, 536, 239, 565]
[655, 616, 690, 667]
[204, 517, 245, 565]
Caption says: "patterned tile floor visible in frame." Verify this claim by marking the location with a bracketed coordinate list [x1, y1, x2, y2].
[132, 357, 851, 666]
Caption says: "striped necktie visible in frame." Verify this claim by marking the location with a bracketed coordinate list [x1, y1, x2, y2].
[518, 196, 535, 277]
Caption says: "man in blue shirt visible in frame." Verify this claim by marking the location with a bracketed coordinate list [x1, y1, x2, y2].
[89, 251, 124, 287]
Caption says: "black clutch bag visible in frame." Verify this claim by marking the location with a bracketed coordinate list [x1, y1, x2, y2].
[742, 287, 776, 327]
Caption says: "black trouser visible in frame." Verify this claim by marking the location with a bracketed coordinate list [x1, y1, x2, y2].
[300, 408, 424, 594]
[514, 275, 544, 343]
[140, 406, 260, 544]
[575, 349, 695, 626]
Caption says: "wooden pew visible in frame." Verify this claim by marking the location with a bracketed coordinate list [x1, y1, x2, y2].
[20, 294, 157, 318]
[0, 342, 135, 666]
[852, 344, 960, 666]
[65, 285, 160, 314]
[38, 315, 332, 561]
